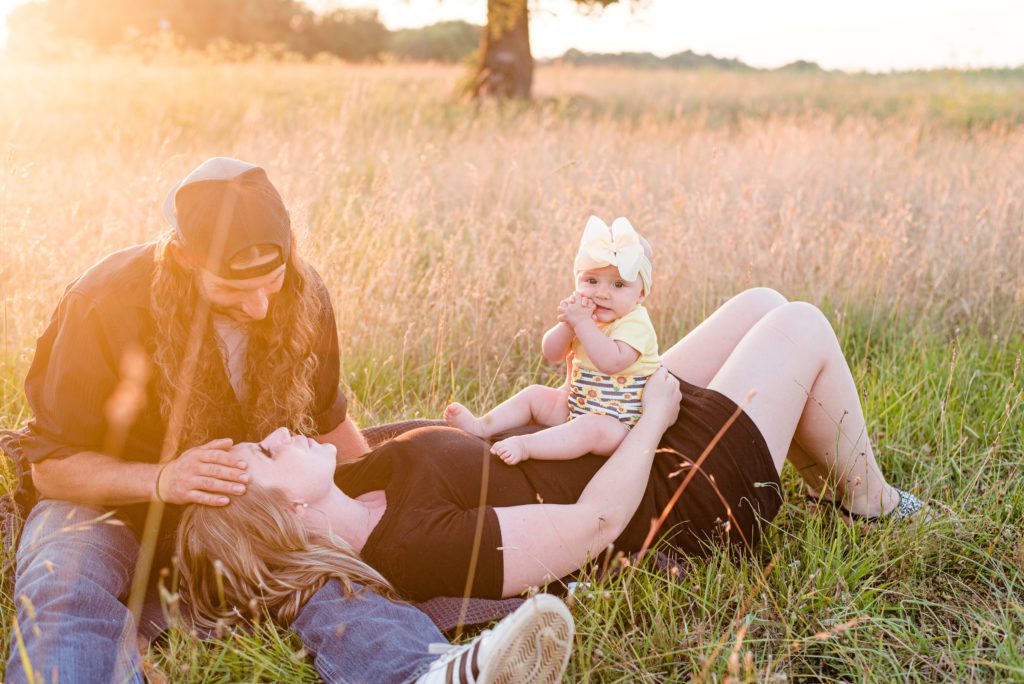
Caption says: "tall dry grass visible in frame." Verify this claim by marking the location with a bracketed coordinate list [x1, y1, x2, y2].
[1, 58, 1023, 682]
[1, 60, 1021, 420]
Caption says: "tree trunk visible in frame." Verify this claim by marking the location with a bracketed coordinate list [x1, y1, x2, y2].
[472, 0, 533, 99]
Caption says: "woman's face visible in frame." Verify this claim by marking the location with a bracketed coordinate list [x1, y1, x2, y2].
[231, 427, 337, 504]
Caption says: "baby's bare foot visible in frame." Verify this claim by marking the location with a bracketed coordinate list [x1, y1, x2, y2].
[444, 403, 485, 438]
[491, 437, 529, 465]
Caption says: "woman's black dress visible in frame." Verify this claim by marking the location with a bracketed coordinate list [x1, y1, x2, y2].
[334, 377, 782, 600]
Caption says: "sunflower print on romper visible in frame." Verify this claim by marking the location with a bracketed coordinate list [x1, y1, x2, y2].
[606, 400, 627, 415]
[611, 374, 633, 389]
[569, 367, 648, 428]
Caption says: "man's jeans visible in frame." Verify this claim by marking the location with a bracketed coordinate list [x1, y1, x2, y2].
[7, 500, 443, 684]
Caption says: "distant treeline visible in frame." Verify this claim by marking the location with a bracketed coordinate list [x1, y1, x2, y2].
[5, 0, 821, 71]
[553, 48, 754, 71]
[390, 21, 480, 63]
[555, 50, 836, 72]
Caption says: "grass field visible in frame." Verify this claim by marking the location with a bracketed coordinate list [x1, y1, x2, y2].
[1, 58, 1023, 682]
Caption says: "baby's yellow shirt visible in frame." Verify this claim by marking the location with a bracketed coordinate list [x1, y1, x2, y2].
[571, 305, 660, 378]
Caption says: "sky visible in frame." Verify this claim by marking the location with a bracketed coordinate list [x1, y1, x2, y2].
[4, 0, 1024, 72]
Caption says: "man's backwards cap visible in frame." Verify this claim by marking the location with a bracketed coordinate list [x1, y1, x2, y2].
[162, 157, 291, 280]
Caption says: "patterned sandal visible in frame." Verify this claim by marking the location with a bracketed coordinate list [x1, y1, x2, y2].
[805, 488, 926, 522]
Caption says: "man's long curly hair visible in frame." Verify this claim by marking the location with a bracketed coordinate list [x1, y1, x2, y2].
[150, 230, 324, 456]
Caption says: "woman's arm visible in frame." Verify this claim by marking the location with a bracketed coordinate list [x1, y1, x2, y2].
[494, 369, 681, 596]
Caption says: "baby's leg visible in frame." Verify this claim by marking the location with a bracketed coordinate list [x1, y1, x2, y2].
[444, 385, 569, 439]
[492, 414, 628, 465]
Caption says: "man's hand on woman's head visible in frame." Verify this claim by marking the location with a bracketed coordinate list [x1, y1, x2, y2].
[154, 437, 249, 506]
[640, 368, 682, 431]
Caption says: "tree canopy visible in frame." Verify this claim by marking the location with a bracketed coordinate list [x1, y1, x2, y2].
[4, 0, 389, 59]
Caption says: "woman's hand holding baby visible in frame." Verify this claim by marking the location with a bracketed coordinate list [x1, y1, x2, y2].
[639, 368, 682, 432]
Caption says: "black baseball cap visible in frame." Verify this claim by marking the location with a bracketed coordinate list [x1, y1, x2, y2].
[162, 157, 291, 280]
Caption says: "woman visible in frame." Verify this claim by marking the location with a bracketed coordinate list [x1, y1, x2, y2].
[178, 288, 924, 619]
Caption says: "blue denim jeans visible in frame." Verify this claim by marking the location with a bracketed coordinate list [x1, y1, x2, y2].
[6, 500, 443, 684]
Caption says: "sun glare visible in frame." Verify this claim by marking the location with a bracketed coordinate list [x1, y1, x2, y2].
[2, 0, 1024, 70]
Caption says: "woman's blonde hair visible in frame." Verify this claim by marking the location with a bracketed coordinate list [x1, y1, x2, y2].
[176, 484, 396, 630]
[150, 229, 324, 457]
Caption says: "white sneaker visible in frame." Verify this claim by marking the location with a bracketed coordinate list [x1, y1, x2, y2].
[414, 594, 575, 684]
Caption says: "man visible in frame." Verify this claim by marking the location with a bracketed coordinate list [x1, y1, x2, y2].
[7, 158, 573, 683]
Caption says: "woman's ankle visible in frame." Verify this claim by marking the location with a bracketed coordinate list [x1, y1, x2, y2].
[843, 485, 899, 518]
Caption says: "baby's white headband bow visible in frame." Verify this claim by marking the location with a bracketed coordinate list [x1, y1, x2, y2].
[573, 216, 652, 295]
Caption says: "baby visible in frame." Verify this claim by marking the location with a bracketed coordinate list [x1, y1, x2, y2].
[445, 216, 660, 464]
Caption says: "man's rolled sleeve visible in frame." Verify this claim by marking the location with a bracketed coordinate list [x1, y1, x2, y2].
[313, 389, 348, 435]
[22, 292, 119, 464]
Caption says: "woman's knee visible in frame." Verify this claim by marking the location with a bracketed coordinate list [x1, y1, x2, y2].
[767, 301, 839, 350]
[735, 287, 788, 314]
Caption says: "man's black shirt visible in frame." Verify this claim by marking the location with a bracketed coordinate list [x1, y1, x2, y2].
[23, 242, 347, 561]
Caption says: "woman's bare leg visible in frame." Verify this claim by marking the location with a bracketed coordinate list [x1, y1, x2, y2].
[707, 302, 898, 517]
[661, 288, 788, 387]
[787, 440, 839, 500]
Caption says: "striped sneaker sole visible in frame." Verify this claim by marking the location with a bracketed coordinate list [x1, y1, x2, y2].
[486, 595, 575, 684]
